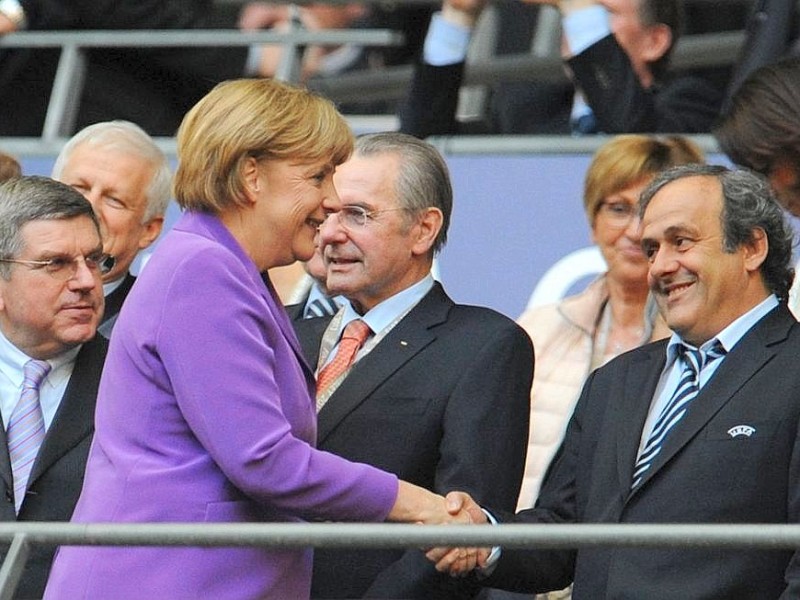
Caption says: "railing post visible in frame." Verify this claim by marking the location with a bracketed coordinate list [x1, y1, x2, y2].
[0, 533, 31, 600]
[274, 5, 305, 83]
[41, 42, 87, 142]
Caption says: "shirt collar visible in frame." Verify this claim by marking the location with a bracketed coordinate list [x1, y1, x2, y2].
[0, 326, 81, 390]
[666, 294, 779, 361]
[339, 274, 435, 336]
[102, 273, 127, 297]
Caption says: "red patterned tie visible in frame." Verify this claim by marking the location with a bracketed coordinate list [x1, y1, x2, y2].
[317, 319, 371, 397]
[8, 359, 51, 513]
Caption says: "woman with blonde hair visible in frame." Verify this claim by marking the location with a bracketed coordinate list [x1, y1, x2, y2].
[45, 79, 469, 600]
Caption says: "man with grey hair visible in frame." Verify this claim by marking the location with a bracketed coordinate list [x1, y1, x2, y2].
[432, 165, 800, 599]
[52, 120, 172, 331]
[293, 132, 533, 598]
[0, 176, 109, 599]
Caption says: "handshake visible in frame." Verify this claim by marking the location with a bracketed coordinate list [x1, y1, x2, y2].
[390, 481, 494, 577]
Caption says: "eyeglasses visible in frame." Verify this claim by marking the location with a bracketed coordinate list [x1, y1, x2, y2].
[0, 251, 115, 281]
[597, 201, 639, 228]
[322, 205, 408, 231]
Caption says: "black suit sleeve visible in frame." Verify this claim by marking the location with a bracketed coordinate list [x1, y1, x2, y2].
[567, 35, 723, 133]
[481, 368, 606, 595]
[723, 0, 797, 109]
[365, 318, 534, 598]
[399, 61, 466, 138]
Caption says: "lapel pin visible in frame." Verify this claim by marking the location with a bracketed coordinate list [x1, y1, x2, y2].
[400, 341, 408, 346]
[727, 425, 756, 438]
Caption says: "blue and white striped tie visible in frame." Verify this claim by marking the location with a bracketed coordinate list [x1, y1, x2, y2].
[632, 342, 725, 489]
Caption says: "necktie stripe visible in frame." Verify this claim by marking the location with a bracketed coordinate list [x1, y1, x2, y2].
[316, 319, 371, 403]
[632, 342, 725, 490]
[305, 297, 340, 319]
[8, 359, 50, 513]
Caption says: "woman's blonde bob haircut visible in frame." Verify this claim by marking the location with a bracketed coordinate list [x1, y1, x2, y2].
[583, 134, 704, 226]
[174, 78, 354, 213]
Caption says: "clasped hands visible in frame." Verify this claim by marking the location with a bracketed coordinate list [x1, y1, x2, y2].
[423, 491, 493, 577]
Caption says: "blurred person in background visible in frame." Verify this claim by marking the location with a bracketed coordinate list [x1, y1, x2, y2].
[401, 0, 723, 137]
[0, 0, 250, 136]
[715, 57, 800, 217]
[44, 79, 474, 600]
[0, 151, 21, 181]
[0, 0, 430, 135]
[51, 121, 172, 331]
[713, 56, 800, 315]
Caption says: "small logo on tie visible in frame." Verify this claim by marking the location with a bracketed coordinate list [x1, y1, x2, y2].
[727, 425, 756, 438]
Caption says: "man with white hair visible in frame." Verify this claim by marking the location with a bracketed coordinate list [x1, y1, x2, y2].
[51, 120, 172, 331]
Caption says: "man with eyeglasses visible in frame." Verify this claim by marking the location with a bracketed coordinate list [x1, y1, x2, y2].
[52, 120, 172, 334]
[292, 132, 533, 599]
[0, 176, 107, 599]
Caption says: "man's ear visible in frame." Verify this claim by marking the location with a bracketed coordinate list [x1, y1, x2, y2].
[137, 216, 164, 250]
[743, 226, 769, 273]
[411, 207, 443, 256]
[642, 23, 672, 64]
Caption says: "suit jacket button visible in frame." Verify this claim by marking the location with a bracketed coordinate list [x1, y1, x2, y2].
[5, 490, 12, 503]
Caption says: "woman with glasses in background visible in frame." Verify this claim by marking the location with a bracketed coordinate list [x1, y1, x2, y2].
[516, 134, 704, 520]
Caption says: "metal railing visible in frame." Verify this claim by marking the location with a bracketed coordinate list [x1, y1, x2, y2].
[0, 521, 797, 598]
[1, 23, 742, 156]
[0, 27, 405, 143]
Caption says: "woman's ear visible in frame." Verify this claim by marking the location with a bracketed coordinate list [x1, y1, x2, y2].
[241, 156, 262, 203]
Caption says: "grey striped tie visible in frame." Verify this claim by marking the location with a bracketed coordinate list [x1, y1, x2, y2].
[8, 359, 51, 513]
[632, 341, 725, 489]
[305, 297, 340, 319]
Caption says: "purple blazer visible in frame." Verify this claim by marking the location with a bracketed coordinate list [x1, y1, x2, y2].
[44, 212, 398, 599]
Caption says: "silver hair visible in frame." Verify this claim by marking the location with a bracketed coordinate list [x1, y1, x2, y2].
[52, 120, 172, 222]
[353, 132, 452, 255]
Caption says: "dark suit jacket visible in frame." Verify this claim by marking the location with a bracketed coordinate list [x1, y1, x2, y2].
[284, 301, 304, 322]
[102, 272, 135, 326]
[723, 0, 798, 109]
[567, 35, 723, 134]
[400, 35, 722, 137]
[0, 335, 108, 599]
[294, 282, 533, 599]
[486, 304, 800, 599]
[1, 0, 246, 136]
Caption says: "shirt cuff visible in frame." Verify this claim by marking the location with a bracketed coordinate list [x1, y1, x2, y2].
[423, 12, 471, 66]
[476, 508, 502, 577]
[563, 5, 610, 56]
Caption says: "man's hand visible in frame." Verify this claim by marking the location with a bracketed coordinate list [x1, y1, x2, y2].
[238, 2, 290, 30]
[520, 0, 597, 12]
[0, 12, 18, 34]
[441, 0, 489, 28]
[425, 491, 492, 576]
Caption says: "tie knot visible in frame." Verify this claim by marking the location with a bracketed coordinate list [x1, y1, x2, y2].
[341, 319, 371, 344]
[23, 359, 51, 389]
[679, 340, 725, 374]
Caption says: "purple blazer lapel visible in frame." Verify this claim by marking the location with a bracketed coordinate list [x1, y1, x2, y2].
[176, 212, 315, 388]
